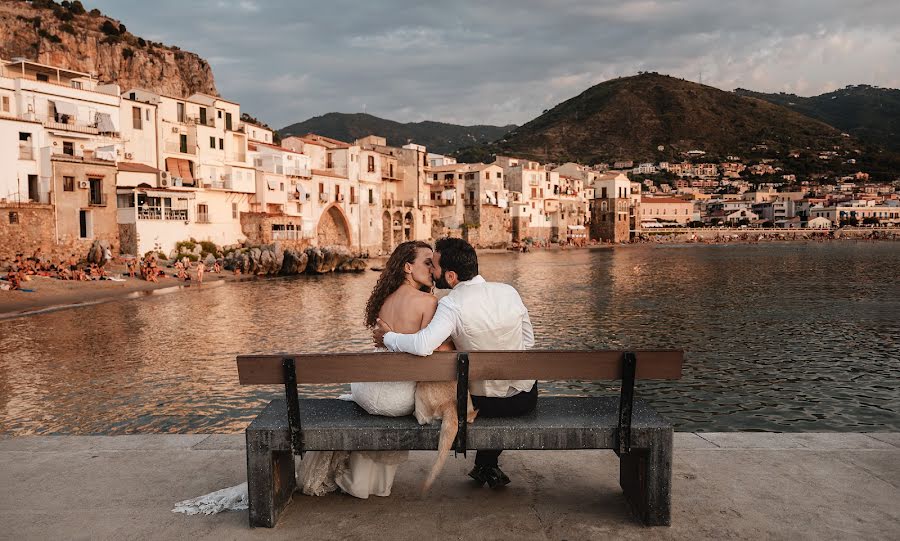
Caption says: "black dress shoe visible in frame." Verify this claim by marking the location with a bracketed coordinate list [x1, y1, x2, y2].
[468, 465, 511, 488]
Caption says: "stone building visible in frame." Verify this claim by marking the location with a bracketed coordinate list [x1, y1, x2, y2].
[590, 173, 633, 243]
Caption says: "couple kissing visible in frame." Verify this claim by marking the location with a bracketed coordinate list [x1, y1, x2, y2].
[301, 237, 536, 498]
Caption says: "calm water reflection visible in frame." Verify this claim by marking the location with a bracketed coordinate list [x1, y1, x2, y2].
[1, 242, 898, 434]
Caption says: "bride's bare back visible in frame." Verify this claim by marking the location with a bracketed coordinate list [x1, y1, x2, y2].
[378, 284, 439, 334]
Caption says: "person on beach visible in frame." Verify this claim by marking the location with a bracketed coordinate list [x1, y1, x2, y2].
[196, 262, 205, 283]
[374, 237, 535, 488]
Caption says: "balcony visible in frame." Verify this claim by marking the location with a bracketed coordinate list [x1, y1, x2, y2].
[89, 193, 108, 207]
[196, 213, 211, 224]
[164, 141, 196, 155]
[272, 229, 309, 241]
[319, 193, 330, 203]
[137, 207, 188, 221]
[20, 113, 105, 136]
[189, 116, 216, 128]
[285, 166, 311, 178]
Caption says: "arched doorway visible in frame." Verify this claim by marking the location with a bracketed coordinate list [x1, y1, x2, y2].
[404, 211, 414, 241]
[381, 211, 392, 253]
[392, 211, 403, 246]
[317, 204, 351, 247]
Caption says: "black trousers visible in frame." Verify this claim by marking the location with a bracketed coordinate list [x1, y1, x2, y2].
[471, 383, 538, 467]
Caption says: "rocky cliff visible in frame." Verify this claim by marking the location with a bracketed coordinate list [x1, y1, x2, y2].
[0, 0, 217, 97]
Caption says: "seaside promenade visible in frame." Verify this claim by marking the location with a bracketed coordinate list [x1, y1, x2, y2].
[1, 432, 897, 540]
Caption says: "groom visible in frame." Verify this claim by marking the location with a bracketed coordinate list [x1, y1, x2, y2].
[374, 237, 536, 488]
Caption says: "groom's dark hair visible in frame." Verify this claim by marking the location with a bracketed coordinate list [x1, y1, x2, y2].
[435, 237, 478, 282]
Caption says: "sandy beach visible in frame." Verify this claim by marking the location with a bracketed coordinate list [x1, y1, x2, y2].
[0, 264, 233, 318]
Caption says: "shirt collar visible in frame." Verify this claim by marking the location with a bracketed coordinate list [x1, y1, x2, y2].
[453, 274, 485, 289]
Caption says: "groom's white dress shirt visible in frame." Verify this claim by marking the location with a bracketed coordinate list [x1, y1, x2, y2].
[382, 275, 535, 398]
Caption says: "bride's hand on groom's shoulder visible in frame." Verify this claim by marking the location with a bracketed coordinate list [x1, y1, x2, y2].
[373, 318, 393, 348]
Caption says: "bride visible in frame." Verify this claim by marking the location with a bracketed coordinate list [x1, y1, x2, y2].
[174, 240, 448, 514]
[302, 240, 451, 498]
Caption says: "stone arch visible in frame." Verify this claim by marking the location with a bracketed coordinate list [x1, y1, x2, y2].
[404, 211, 414, 241]
[317, 203, 351, 247]
[381, 211, 392, 253]
[392, 211, 403, 247]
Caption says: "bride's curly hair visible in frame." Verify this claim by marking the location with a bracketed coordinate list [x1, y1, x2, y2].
[365, 240, 433, 328]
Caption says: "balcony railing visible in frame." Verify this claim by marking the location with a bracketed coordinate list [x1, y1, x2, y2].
[164, 141, 196, 155]
[189, 116, 215, 128]
[89, 194, 108, 207]
[272, 229, 310, 241]
[137, 207, 188, 221]
[285, 166, 311, 177]
[196, 213, 210, 224]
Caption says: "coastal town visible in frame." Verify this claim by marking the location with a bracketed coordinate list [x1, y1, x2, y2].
[1, 56, 899, 275]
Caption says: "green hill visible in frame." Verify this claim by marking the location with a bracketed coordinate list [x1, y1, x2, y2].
[735, 85, 900, 151]
[454, 73, 851, 164]
[278, 113, 515, 155]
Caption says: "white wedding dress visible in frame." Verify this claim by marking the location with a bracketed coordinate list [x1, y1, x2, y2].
[173, 362, 416, 514]
[303, 372, 415, 498]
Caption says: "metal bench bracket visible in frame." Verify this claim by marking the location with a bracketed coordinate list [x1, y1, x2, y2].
[616, 351, 637, 456]
[454, 352, 469, 457]
[283, 357, 304, 457]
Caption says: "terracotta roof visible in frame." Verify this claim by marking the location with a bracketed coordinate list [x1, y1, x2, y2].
[300, 133, 351, 149]
[641, 197, 692, 204]
[117, 162, 160, 174]
[251, 141, 305, 155]
[312, 169, 348, 179]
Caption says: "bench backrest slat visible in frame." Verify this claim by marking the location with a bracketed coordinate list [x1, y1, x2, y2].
[237, 350, 683, 385]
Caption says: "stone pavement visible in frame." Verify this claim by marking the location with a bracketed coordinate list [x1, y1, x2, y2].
[0, 433, 897, 540]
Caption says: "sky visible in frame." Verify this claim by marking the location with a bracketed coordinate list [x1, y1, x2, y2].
[86, 0, 900, 129]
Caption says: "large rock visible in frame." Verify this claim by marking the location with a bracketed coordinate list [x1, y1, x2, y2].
[305, 246, 352, 274]
[337, 258, 368, 273]
[280, 249, 309, 275]
[86, 240, 107, 265]
[204, 253, 216, 267]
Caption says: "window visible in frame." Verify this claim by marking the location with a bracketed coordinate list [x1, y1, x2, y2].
[197, 204, 210, 223]
[232, 202, 238, 219]
[210, 136, 216, 149]
[280, 182, 284, 191]
[217, 110, 222, 119]
[132, 106, 142, 130]
[79, 210, 92, 238]
[177, 102, 185, 123]
[389, 164, 394, 177]
[146, 109, 150, 121]
[199, 107, 207, 125]
[319, 183, 324, 194]
[497, 172, 501, 179]
[219, 138, 224, 150]
[225, 112, 232, 131]
[368, 155, 375, 173]
[368, 189, 374, 204]
[37, 73, 49, 82]
[326, 153, 333, 169]
[71, 81, 82, 90]
[63, 141, 74, 156]
[88, 178, 103, 205]
[1, 96, 9, 112]
[63, 176, 75, 191]
[433, 174, 438, 180]
[179, 134, 188, 154]
[19, 132, 30, 142]
[9, 211, 19, 225]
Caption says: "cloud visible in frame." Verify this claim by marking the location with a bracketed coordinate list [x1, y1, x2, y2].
[85, 0, 900, 128]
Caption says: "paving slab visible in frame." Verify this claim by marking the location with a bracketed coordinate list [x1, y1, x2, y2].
[865, 433, 900, 447]
[788, 433, 896, 450]
[697, 432, 809, 449]
[192, 434, 245, 450]
[674, 433, 719, 449]
[0, 435, 897, 540]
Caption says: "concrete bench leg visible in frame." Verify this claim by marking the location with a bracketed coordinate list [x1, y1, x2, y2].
[618, 430, 673, 526]
[246, 431, 296, 528]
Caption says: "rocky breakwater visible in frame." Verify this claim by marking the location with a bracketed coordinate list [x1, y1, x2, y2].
[222, 244, 367, 276]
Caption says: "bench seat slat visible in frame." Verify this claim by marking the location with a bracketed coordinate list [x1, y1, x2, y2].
[237, 350, 683, 385]
[247, 397, 671, 451]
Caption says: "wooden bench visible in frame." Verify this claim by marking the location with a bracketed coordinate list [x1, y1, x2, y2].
[237, 349, 684, 528]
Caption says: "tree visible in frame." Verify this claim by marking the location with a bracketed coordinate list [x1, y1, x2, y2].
[840, 217, 859, 227]
[100, 20, 118, 35]
[69, 1, 86, 15]
[862, 216, 880, 225]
